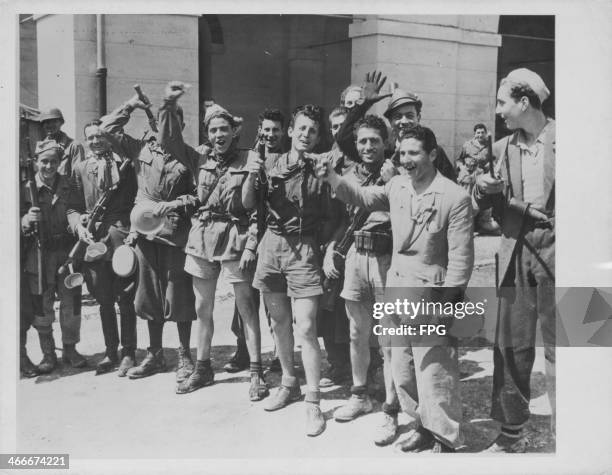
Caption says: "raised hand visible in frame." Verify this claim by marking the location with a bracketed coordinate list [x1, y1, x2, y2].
[362, 70, 392, 104]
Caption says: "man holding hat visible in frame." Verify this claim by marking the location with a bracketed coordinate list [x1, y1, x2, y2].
[100, 82, 198, 384]
[38, 107, 85, 177]
[474, 68, 555, 453]
[67, 120, 138, 376]
[21, 139, 86, 374]
[383, 88, 457, 182]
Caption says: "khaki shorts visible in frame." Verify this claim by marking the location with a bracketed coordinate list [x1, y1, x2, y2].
[341, 244, 391, 304]
[185, 254, 253, 284]
[253, 230, 323, 298]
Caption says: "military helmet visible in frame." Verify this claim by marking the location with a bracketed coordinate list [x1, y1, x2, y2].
[39, 107, 65, 123]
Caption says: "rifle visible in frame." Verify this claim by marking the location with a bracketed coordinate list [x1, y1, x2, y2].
[23, 148, 46, 295]
[133, 84, 158, 133]
[59, 157, 133, 288]
[256, 137, 268, 240]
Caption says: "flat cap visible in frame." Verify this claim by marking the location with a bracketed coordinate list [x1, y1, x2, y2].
[384, 88, 422, 119]
[504, 68, 550, 103]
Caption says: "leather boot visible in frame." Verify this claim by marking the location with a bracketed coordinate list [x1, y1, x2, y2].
[127, 348, 166, 379]
[176, 346, 194, 384]
[36, 331, 57, 374]
[62, 344, 87, 368]
[117, 348, 136, 377]
[96, 347, 119, 375]
[20, 349, 38, 378]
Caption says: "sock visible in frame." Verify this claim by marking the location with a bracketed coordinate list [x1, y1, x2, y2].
[350, 385, 368, 398]
[147, 321, 164, 350]
[305, 390, 320, 404]
[196, 359, 211, 371]
[501, 424, 524, 439]
[250, 361, 263, 375]
[176, 321, 192, 350]
[382, 402, 400, 416]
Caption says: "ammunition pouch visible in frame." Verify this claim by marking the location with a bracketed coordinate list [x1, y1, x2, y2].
[353, 230, 391, 255]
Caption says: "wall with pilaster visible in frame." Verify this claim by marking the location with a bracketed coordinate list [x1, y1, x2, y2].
[350, 15, 501, 161]
[36, 14, 199, 145]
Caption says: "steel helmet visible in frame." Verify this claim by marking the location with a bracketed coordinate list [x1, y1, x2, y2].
[39, 107, 65, 123]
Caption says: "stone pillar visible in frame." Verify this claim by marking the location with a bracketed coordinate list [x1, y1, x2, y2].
[36, 15, 77, 137]
[349, 15, 501, 159]
[36, 14, 200, 145]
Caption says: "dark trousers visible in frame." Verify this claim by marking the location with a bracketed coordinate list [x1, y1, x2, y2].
[491, 226, 555, 426]
[318, 292, 351, 369]
[83, 259, 137, 353]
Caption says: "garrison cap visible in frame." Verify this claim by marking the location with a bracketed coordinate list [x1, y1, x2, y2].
[39, 107, 65, 123]
[203, 103, 243, 131]
[503, 68, 550, 103]
[384, 88, 422, 119]
[34, 139, 63, 158]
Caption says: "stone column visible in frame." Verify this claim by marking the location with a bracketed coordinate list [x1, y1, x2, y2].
[349, 15, 501, 159]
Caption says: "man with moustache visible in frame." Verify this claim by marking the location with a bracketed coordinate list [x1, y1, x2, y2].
[67, 121, 138, 375]
[318, 125, 474, 453]
[475, 69, 555, 453]
[38, 107, 85, 177]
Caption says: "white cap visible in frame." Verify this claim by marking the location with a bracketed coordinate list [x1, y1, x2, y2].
[504, 68, 550, 103]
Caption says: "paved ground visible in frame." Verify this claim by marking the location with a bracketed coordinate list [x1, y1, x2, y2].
[17, 235, 554, 458]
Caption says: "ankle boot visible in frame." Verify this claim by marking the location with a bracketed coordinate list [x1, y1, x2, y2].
[62, 344, 87, 368]
[37, 332, 57, 374]
[20, 348, 38, 378]
[176, 346, 194, 384]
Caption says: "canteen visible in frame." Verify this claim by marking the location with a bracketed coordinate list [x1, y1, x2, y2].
[112, 244, 138, 278]
[84, 241, 108, 262]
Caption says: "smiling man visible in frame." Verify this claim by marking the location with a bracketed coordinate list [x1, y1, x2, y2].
[38, 108, 85, 177]
[318, 125, 474, 453]
[67, 121, 138, 375]
[21, 140, 85, 375]
[242, 104, 339, 437]
[384, 89, 457, 182]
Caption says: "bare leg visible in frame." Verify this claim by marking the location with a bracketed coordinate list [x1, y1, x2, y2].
[345, 300, 372, 387]
[293, 296, 321, 393]
[264, 292, 294, 377]
[234, 282, 261, 363]
[192, 276, 217, 361]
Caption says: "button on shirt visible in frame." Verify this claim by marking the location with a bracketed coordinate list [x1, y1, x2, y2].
[517, 120, 552, 209]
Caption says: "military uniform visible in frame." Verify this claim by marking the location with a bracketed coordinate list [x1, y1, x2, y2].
[101, 98, 198, 324]
[40, 130, 85, 178]
[21, 167, 82, 370]
[67, 148, 138, 365]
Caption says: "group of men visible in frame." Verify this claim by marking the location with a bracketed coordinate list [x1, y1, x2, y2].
[19, 67, 555, 453]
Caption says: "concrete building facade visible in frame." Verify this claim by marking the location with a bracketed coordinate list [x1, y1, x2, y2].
[20, 14, 554, 159]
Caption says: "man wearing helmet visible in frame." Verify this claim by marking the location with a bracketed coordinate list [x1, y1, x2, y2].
[38, 107, 85, 177]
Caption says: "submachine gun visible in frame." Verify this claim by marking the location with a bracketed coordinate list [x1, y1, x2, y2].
[59, 158, 133, 289]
